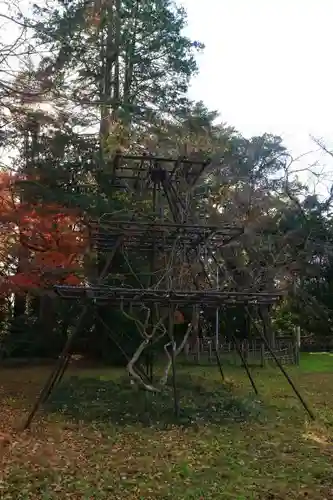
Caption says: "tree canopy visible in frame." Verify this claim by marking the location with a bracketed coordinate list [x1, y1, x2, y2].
[0, 0, 332, 362]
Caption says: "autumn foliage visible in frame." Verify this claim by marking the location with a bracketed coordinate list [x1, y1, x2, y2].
[0, 171, 87, 294]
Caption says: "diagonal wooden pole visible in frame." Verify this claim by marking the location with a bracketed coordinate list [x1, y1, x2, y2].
[21, 239, 121, 431]
[21, 307, 88, 430]
[229, 331, 258, 395]
[212, 340, 225, 381]
[247, 306, 315, 420]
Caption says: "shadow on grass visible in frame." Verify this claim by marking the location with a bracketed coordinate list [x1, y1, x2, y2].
[45, 374, 263, 428]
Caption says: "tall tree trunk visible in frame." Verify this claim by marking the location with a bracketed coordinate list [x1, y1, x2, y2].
[114, 0, 121, 112]
[123, 0, 139, 118]
[95, 0, 121, 347]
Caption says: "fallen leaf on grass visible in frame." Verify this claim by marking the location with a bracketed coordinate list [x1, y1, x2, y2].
[0, 433, 10, 449]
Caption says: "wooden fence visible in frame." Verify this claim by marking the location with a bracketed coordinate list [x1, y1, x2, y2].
[184, 336, 299, 366]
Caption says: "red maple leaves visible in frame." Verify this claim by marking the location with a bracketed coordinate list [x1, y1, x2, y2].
[0, 172, 87, 294]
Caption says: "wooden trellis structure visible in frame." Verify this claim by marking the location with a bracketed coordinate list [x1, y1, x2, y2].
[22, 153, 314, 429]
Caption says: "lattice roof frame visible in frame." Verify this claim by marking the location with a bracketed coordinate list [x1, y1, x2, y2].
[89, 220, 244, 252]
[109, 153, 211, 189]
[54, 285, 283, 307]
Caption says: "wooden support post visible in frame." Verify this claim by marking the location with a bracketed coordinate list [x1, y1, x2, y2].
[260, 305, 276, 350]
[169, 306, 179, 418]
[209, 341, 212, 362]
[244, 339, 249, 365]
[196, 337, 200, 363]
[294, 326, 301, 365]
[260, 342, 265, 368]
[192, 306, 200, 363]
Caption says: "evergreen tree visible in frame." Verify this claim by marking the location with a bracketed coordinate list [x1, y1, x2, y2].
[31, 0, 203, 127]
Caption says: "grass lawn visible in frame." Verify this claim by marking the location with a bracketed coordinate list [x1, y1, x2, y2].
[1, 353, 333, 499]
